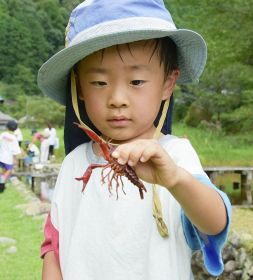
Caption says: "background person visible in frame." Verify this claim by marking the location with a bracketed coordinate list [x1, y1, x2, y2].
[31, 129, 50, 163]
[44, 122, 57, 160]
[14, 124, 23, 147]
[23, 140, 40, 167]
[0, 120, 21, 192]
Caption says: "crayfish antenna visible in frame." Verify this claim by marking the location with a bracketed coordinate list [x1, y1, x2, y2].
[74, 122, 103, 144]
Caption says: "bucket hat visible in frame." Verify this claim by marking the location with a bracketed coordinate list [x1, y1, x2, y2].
[37, 0, 207, 105]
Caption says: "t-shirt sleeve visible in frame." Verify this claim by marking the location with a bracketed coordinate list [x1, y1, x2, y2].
[41, 211, 59, 263]
[181, 175, 232, 276]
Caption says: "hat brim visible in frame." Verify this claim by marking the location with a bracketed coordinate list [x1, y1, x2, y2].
[38, 17, 207, 105]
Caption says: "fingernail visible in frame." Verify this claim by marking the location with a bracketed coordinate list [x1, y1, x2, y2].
[140, 156, 145, 162]
[128, 160, 134, 166]
[117, 158, 126, 165]
[111, 151, 119, 158]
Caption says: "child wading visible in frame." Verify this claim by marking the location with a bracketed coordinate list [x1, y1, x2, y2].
[38, 1, 231, 279]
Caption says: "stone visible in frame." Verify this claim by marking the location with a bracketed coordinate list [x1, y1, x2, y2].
[25, 201, 51, 216]
[0, 237, 16, 246]
[230, 231, 241, 249]
[5, 246, 17, 254]
[224, 260, 237, 273]
[237, 248, 247, 266]
[222, 245, 236, 261]
[232, 270, 242, 278]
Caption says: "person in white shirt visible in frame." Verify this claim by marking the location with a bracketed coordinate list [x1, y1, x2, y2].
[31, 130, 50, 163]
[0, 120, 21, 192]
[44, 123, 57, 160]
[14, 126, 23, 147]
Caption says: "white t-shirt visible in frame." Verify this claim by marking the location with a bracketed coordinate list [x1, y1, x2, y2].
[44, 127, 57, 146]
[0, 131, 21, 164]
[46, 135, 231, 280]
[14, 128, 23, 142]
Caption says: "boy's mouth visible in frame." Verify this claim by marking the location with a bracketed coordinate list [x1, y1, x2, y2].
[107, 116, 131, 127]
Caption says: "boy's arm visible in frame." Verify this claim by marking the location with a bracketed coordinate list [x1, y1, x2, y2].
[42, 251, 63, 280]
[168, 168, 227, 234]
[112, 139, 227, 235]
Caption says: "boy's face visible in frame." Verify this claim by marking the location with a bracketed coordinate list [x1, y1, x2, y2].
[77, 40, 179, 143]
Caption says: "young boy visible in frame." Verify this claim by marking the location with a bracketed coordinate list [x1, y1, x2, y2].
[0, 120, 21, 192]
[38, 1, 231, 279]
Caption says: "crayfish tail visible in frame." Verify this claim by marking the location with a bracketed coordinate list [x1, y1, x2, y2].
[138, 184, 147, 200]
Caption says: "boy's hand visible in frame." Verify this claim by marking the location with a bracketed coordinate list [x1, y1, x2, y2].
[111, 139, 180, 189]
[112, 140, 228, 235]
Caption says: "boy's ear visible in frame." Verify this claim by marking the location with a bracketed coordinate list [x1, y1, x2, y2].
[162, 69, 180, 100]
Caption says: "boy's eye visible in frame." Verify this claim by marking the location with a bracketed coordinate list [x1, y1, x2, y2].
[130, 80, 145, 86]
[90, 81, 107, 86]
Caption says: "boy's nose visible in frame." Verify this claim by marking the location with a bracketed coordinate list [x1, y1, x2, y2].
[107, 88, 129, 108]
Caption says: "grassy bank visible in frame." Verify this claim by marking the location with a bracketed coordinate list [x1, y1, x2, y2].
[0, 186, 43, 280]
[172, 123, 253, 166]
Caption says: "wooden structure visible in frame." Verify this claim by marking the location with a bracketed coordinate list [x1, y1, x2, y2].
[13, 171, 58, 193]
[204, 166, 253, 204]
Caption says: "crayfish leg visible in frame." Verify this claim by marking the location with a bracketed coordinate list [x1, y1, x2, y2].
[76, 163, 106, 193]
[119, 176, 126, 195]
[75, 176, 88, 193]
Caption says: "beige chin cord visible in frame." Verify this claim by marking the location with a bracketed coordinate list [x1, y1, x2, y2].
[71, 70, 169, 238]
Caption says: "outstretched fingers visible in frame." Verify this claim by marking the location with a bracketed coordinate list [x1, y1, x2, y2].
[111, 139, 164, 167]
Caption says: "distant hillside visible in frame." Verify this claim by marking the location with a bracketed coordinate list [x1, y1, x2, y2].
[0, 0, 252, 131]
[168, 0, 253, 86]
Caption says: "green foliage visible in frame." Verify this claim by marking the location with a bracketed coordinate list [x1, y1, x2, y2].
[0, 0, 51, 83]
[167, 0, 253, 132]
[0, 0, 253, 133]
[184, 102, 212, 127]
[0, 0, 68, 97]
[173, 122, 253, 166]
[25, 96, 65, 127]
[0, 83, 65, 126]
[221, 104, 253, 133]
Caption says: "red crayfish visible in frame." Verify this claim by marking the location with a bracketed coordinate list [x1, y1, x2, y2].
[75, 123, 147, 199]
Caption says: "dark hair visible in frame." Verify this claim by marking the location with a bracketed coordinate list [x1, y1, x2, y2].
[155, 37, 178, 77]
[31, 128, 37, 135]
[6, 120, 18, 131]
[77, 37, 178, 77]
